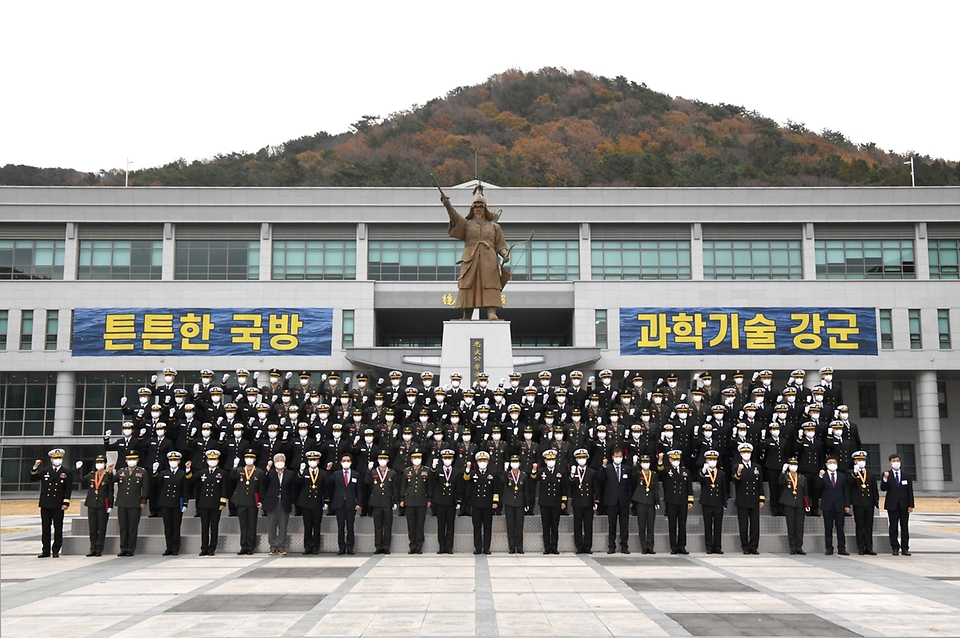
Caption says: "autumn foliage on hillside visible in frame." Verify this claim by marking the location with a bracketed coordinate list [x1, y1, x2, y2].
[3, 68, 959, 187]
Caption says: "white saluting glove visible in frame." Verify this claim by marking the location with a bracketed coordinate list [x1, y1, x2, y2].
[105, 430, 112, 438]
[234, 457, 240, 467]
[152, 462, 160, 472]
[193, 384, 201, 395]
[76, 461, 83, 470]
[253, 371, 260, 381]
[120, 397, 127, 407]
[285, 371, 294, 380]
[222, 373, 231, 384]
[151, 374, 158, 384]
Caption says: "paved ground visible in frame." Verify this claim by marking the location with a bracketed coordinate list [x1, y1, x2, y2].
[3, 511, 960, 637]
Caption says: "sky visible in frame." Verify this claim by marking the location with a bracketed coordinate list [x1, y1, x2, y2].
[2, 0, 956, 173]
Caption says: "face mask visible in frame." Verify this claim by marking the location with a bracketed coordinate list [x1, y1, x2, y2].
[609, 416, 619, 423]
[577, 458, 587, 466]
[450, 418, 460, 426]
[175, 396, 185, 405]
[613, 456, 623, 465]
[641, 416, 650, 423]
[365, 436, 375, 444]
[479, 381, 488, 388]
[572, 416, 581, 423]
[524, 432, 533, 440]
[770, 429, 780, 437]
[653, 397, 662, 405]
[299, 429, 309, 438]
[632, 432, 641, 440]
[787, 395, 796, 403]
[510, 462, 521, 470]
[833, 430, 843, 438]
[510, 381, 519, 388]
[51, 459, 63, 467]
[375, 400, 384, 407]
[664, 432, 674, 440]
[151, 412, 162, 419]
[703, 379, 712, 387]
[451, 380, 460, 389]
[185, 410, 195, 419]
[707, 460, 717, 469]
[745, 411, 756, 419]
[804, 430, 815, 439]
[123, 428, 133, 436]
[693, 395, 702, 403]
[789, 464, 799, 472]
[545, 460, 556, 469]
[434, 434, 443, 442]
[762, 379, 771, 386]
[590, 401, 599, 409]
[281, 397, 291, 404]
[826, 463, 838, 472]
[545, 418, 555, 425]
[597, 432, 606, 440]
[245, 457, 255, 466]
[385, 416, 393, 423]
[270, 376, 280, 384]
[891, 461, 901, 470]
[207, 460, 218, 468]
[640, 462, 650, 470]
[633, 381, 643, 389]
[668, 381, 677, 389]
[704, 431, 713, 439]
[164, 375, 175, 384]
[379, 459, 389, 467]
[741, 453, 752, 462]
[670, 460, 680, 468]
[493, 434, 501, 441]
[462, 435, 472, 443]
[856, 460, 866, 469]
[311, 397, 320, 405]
[478, 462, 488, 470]
[268, 431, 278, 439]
[169, 461, 179, 470]
[156, 430, 166, 438]
[95, 462, 106, 471]
[420, 416, 429, 424]
[443, 458, 453, 467]
[330, 379, 338, 388]
[341, 461, 351, 470]
[139, 396, 149, 405]
[274, 461, 285, 470]
[300, 378, 309, 386]
[201, 430, 210, 438]
[333, 431, 342, 440]
[308, 460, 319, 468]
[823, 375, 833, 383]
[411, 458, 421, 467]
[127, 460, 138, 468]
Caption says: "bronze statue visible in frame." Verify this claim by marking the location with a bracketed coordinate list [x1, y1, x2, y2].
[439, 184, 509, 320]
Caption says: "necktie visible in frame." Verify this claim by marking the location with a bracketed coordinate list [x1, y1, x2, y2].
[616, 466, 621, 482]
[344, 471, 349, 487]
[895, 471, 900, 484]
[831, 472, 836, 487]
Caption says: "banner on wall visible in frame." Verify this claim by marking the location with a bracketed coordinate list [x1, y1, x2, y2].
[72, 308, 333, 357]
[620, 307, 878, 356]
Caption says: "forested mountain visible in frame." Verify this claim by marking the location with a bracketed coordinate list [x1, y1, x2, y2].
[3, 68, 958, 187]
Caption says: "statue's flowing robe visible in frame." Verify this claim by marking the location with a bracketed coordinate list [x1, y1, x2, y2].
[447, 208, 507, 309]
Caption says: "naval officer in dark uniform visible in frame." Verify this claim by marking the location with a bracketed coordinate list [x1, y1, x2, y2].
[367, 451, 398, 554]
[501, 454, 532, 554]
[155, 450, 191, 556]
[464, 450, 500, 554]
[430, 448, 461, 554]
[196, 449, 229, 556]
[297, 450, 327, 554]
[532, 449, 568, 554]
[631, 454, 659, 554]
[698, 449, 727, 554]
[733, 442, 765, 554]
[231, 451, 263, 554]
[31, 448, 73, 558]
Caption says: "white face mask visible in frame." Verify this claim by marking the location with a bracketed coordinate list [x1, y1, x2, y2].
[741, 453, 752, 462]
[300, 378, 310, 386]
[632, 432, 641, 440]
[641, 416, 651, 423]
[762, 379, 771, 386]
[51, 459, 63, 467]
[789, 464, 799, 472]
[164, 375, 175, 384]
[434, 434, 443, 442]
[664, 432, 674, 440]
[274, 461, 285, 470]
[411, 458, 421, 467]
[670, 460, 680, 468]
[268, 431, 278, 439]
[311, 397, 320, 405]
[668, 381, 677, 389]
[613, 456, 623, 465]
[156, 430, 166, 438]
[640, 462, 650, 470]
[510, 462, 521, 470]
[704, 431, 713, 439]
[735, 377, 743, 386]
[175, 397, 185, 405]
[577, 458, 587, 466]
[226, 412, 236, 420]
[891, 461, 901, 470]
[207, 460, 218, 468]
[299, 430, 309, 438]
[597, 432, 606, 440]
[745, 411, 756, 419]
[572, 416, 581, 423]
[524, 432, 533, 440]
[856, 460, 866, 469]
[545, 460, 556, 469]
[151, 412, 162, 419]
[833, 430, 843, 438]
[245, 457, 255, 466]
[185, 411, 195, 419]
[510, 381, 519, 388]
[127, 460, 138, 468]
[308, 460, 319, 468]
[479, 381, 488, 388]
[420, 416, 429, 424]
[330, 379, 338, 388]
[451, 380, 460, 389]
[462, 435, 471, 443]
[826, 463, 838, 472]
[478, 461, 488, 470]
[95, 462, 106, 470]
[379, 459, 389, 467]
[333, 431, 342, 440]
[554, 433, 563, 441]
[450, 418, 459, 426]
[823, 375, 833, 383]
[693, 395, 702, 402]
[375, 400, 384, 407]
[653, 397, 662, 404]
[493, 434, 501, 441]
[270, 376, 280, 384]
[201, 430, 210, 438]
[703, 379, 712, 387]
[123, 428, 133, 436]
[169, 461, 179, 470]
[341, 461, 351, 470]
[365, 436, 375, 444]
[139, 396, 149, 405]
[402, 434, 413, 442]
[707, 460, 717, 468]
[443, 458, 453, 467]
[281, 396, 291, 404]
[770, 429, 780, 438]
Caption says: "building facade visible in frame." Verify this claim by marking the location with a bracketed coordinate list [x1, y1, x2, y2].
[0, 185, 957, 491]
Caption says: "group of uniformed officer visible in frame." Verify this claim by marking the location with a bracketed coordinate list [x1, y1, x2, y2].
[36, 365, 886, 557]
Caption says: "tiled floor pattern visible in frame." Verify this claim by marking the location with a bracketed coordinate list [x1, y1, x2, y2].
[3, 538, 960, 636]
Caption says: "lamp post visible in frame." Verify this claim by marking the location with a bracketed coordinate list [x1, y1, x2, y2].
[125, 158, 133, 187]
[904, 157, 915, 187]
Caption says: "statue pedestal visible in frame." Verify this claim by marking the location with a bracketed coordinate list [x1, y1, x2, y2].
[440, 321, 514, 387]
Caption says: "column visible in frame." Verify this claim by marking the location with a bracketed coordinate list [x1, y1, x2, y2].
[54, 370, 76, 436]
[355, 223, 368, 281]
[579, 223, 591, 281]
[802, 222, 817, 280]
[691, 223, 704, 280]
[162, 223, 175, 281]
[916, 370, 944, 491]
[914, 222, 930, 281]
[259, 223, 272, 281]
[63, 222, 78, 281]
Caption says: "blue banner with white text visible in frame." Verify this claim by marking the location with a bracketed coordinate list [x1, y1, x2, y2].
[73, 308, 333, 356]
[620, 307, 877, 356]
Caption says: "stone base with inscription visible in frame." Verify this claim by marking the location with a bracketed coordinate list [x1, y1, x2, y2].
[440, 320, 514, 386]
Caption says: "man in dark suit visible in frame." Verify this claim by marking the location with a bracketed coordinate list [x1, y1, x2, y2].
[327, 452, 363, 554]
[881, 453, 915, 556]
[596, 448, 634, 554]
[262, 453, 298, 555]
[816, 455, 851, 555]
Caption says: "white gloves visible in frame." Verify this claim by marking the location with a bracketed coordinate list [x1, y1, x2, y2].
[151, 374, 158, 384]
[217, 416, 224, 425]
[120, 397, 127, 407]
[300, 463, 306, 472]
[432, 458, 439, 469]
[193, 384, 201, 394]
[368, 461, 374, 470]
[140, 428, 147, 436]
[152, 462, 160, 472]
[782, 463, 790, 472]
[164, 395, 171, 404]
[76, 461, 83, 469]
[105, 430, 112, 437]
[623, 370, 630, 379]
[285, 371, 293, 380]
[234, 458, 240, 467]
[406, 376, 413, 386]
[181, 505, 188, 513]
[323, 504, 328, 511]
[222, 373, 231, 384]
[378, 378, 384, 386]
[588, 376, 595, 384]
[253, 371, 260, 380]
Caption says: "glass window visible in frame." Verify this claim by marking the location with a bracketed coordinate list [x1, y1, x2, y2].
[0, 372, 57, 436]
[943, 444, 953, 483]
[0, 240, 65, 280]
[939, 309, 952, 349]
[78, 240, 162, 279]
[20, 310, 33, 351]
[896, 444, 917, 479]
[342, 310, 355, 349]
[595, 309, 608, 349]
[703, 240, 802, 279]
[938, 381, 948, 419]
[815, 239, 915, 279]
[892, 381, 913, 418]
[272, 240, 357, 280]
[73, 372, 147, 436]
[45, 310, 58, 351]
[0, 309, 7, 350]
[879, 309, 893, 350]
[929, 239, 960, 279]
[368, 240, 459, 281]
[909, 309, 922, 350]
[592, 240, 691, 280]
[175, 240, 259, 280]
[2, 445, 106, 492]
[509, 240, 579, 281]
[858, 381, 878, 418]
[862, 444, 881, 476]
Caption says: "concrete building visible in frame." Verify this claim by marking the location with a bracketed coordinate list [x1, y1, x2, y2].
[0, 185, 957, 491]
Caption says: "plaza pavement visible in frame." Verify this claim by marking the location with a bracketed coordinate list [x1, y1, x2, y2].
[3, 509, 960, 637]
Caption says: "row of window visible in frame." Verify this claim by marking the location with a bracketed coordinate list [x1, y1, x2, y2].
[4, 238, 959, 281]
[877, 308, 953, 350]
[0, 309, 59, 351]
